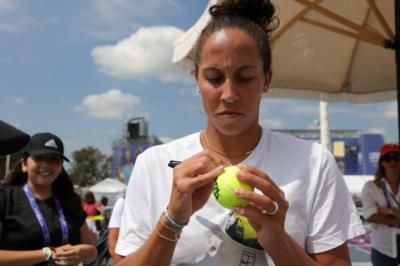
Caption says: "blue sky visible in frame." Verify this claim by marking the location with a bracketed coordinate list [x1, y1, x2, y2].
[0, 0, 397, 158]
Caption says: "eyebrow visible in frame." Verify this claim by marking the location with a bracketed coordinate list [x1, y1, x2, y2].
[202, 65, 258, 72]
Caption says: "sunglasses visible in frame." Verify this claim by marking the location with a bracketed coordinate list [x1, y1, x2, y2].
[381, 153, 400, 163]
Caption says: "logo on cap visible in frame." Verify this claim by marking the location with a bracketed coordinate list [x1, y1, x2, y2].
[44, 139, 58, 149]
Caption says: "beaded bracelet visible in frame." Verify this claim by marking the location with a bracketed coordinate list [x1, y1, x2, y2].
[164, 210, 188, 229]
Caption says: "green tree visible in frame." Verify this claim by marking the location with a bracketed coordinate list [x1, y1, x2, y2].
[68, 146, 112, 186]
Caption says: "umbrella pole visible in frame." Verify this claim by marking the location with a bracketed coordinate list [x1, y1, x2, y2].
[320, 101, 331, 150]
[396, 0, 400, 143]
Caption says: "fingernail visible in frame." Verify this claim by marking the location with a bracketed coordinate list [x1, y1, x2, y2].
[234, 207, 244, 215]
[235, 188, 244, 195]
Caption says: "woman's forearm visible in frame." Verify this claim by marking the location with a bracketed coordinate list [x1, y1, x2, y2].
[108, 228, 119, 257]
[117, 232, 177, 266]
[0, 249, 47, 266]
[266, 232, 318, 266]
[367, 213, 400, 225]
[78, 244, 98, 263]
[267, 232, 351, 266]
[117, 215, 180, 266]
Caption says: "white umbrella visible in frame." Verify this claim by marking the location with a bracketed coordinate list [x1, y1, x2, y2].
[173, 0, 399, 139]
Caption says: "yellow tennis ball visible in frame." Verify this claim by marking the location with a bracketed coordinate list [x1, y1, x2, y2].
[212, 165, 253, 209]
[237, 215, 257, 239]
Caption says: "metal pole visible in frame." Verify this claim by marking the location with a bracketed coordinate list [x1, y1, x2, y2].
[320, 101, 331, 150]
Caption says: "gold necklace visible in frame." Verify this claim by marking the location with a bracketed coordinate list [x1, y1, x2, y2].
[203, 130, 253, 158]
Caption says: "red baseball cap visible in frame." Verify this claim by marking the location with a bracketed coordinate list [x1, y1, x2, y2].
[380, 144, 400, 157]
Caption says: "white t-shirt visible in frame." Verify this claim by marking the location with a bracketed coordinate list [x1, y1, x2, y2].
[362, 179, 400, 258]
[109, 197, 125, 229]
[116, 128, 364, 265]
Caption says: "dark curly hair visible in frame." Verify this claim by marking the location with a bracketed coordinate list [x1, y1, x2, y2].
[83, 191, 96, 204]
[194, 0, 279, 74]
[2, 155, 83, 219]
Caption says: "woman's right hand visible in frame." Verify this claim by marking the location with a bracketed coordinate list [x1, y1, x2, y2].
[53, 244, 94, 266]
[167, 150, 224, 224]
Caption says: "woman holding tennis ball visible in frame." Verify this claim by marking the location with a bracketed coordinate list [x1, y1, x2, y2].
[116, 0, 364, 265]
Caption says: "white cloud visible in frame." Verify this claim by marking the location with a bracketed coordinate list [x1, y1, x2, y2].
[260, 98, 318, 117]
[86, 0, 186, 40]
[74, 89, 141, 119]
[91, 26, 188, 82]
[382, 102, 397, 118]
[6, 96, 24, 104]
[178, 84, 198, 96]
[91, 0, 182, 24]
[91, 0, 133, 24]
[4, 121, 22, 129]
[166, 0, 179, 8]
[330, 102, 397, 121]
[284, 104, 318, 116]
[0, 21, 23, 32]
[0, 0, 16, 11]
[0, 16, 37, 33]
[305, 119, 320, 129]
[159, 137, 173, 143]
[260, 117, 284, 129]
[368, 127, 386, 135]
[0, 1, 36, 33]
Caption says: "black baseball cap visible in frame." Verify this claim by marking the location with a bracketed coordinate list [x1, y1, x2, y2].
[0, 120, 30, 155]
[23, 132, 70, 162]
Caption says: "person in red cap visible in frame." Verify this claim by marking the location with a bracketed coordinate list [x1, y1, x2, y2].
[0, 132, 97, 266]
[361, 143, 400, 265]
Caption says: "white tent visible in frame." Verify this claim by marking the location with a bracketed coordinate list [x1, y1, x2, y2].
[343, 175, 374, 218]
[343, 175, 374, 198]
[89, 178, 127, 207]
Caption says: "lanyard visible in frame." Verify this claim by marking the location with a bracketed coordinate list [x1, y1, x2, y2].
[381, 180, 400, 208]
[380, 180, 400, 228]
[23, 183, 69, 246]
[381, 180, 394, 208]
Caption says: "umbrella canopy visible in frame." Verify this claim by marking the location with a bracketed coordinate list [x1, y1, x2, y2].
[90, 177, 127, 193]
[173, 0, 399, 136]
[89, 178, 127, 206]
[269, 0, 396, 103]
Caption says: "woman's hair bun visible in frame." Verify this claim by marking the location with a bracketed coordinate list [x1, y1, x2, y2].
[209, 0, 277, 32]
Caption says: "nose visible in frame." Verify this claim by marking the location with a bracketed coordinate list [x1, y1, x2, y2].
[220, 79, 239, 103]
[40, 159, 54, 167]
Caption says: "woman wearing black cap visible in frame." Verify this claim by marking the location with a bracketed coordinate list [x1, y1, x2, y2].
[0, 132, 97, 266]
[362, 144, 400, 266]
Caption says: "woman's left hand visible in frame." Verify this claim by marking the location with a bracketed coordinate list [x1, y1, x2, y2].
[233, 164, 289, 253]
[53, 244, 89, 266]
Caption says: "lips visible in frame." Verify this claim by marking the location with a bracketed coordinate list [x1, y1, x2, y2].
[217, 110, 242, 116]
[38, 170, 54, 177]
